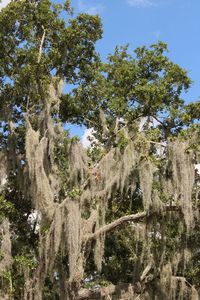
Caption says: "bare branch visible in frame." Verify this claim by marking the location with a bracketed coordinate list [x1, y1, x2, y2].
[114, 117, 120, 134]
[78, 275, 196, 299]
[140, 261, 152, 282]
[99, 108, 109, 135]
[38, 26, 46, 63]
[146, 140, 166, 147]
[87, 211, 147, 240]
[86, 205, 181, 241]
[78, 284, 116, 299]
[78, 282, 143, 299]
[150, 115, 167, 128]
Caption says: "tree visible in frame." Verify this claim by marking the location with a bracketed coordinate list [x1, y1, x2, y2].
[0, 0, 200, 299]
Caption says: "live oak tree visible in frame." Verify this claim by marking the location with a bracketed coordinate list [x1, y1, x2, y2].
[0, 1, 200, 299]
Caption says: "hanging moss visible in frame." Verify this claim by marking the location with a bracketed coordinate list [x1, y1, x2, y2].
[1, 78, 199, 299]
[167, 141, 195, 231]
[0, 219, 13, 299]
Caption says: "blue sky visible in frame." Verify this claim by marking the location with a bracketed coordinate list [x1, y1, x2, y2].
[69, 0, 200, 138]
[70, 0, 200, 103]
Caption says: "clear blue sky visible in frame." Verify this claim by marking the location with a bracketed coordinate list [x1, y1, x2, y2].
[71, 0, 200, 103]
[68, 0, 200, 137]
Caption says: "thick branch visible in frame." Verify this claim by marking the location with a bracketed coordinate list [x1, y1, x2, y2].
[78, 275, 196, 299]
[86, 205, 181, 241]
[87, 211, 147, 240]
[99, 108, 109, 135]
[146, 140, 166, 147]
[78, 284, 115, 299]
[78, 282, 143, 299]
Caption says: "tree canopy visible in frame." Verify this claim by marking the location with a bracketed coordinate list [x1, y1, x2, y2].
[0, 1, 200, 299]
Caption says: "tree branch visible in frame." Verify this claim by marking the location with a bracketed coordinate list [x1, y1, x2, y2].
[86, 205, 181, 241]
[38, 26, 46, 63]
[78, 282, 143, 299]
[78, 275, 196, 299]
[173, 276, 193, 288]
[87, 211, 147, 240]
[150, 115, 168, 129]
[146, 140, 166, 147]
[99, 108, 109, 135]
[78, 284, 116, 299]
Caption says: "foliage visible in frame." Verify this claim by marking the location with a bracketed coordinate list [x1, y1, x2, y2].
[0, 1, 199, 299]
